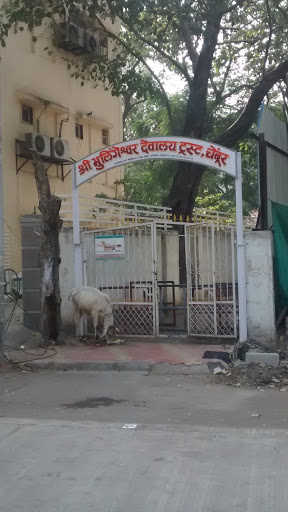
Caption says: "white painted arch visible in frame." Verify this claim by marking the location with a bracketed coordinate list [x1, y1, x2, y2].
[71, 137, 247, 342]
[74, 136, 237, 188]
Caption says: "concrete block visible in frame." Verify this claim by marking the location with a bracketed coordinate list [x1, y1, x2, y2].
[21, 215, 41, 227]
[22, 248, 40, 268]
[22, 269, 41, 289]
[245, 351, 279, 367]
[23, 311, 41, 331]
[22, 290, 41, 311]
[21, 226, 41, 247]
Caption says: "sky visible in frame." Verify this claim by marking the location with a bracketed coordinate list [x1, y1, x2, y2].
[150, 61, 186, 95]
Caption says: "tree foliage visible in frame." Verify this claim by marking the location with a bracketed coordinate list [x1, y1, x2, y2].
[121, 95, 258, 215]
[1, 0, 288, 214]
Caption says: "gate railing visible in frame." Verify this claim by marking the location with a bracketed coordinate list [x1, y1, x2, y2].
[59, 195, 172, 226]
[82, 222, 157, 337]
[185, 222, 237, 338]
[81, 219, 240, 338]
[59, 195, 254, 228]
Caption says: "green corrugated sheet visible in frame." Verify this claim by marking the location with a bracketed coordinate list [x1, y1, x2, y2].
[271, 201, 288, 318]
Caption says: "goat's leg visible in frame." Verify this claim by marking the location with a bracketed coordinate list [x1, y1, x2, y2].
[74, 308, 83, 339]
[92, 312, 99, 340]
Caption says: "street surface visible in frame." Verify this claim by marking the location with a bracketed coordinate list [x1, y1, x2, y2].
[0, 370, 288, 511]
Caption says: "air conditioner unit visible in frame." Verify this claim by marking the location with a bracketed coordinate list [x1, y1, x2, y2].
[50, 137, 70, 161]
[25, 133, 51, 158]
[83, 31, 101, 55]
[57, 21, 84, 53]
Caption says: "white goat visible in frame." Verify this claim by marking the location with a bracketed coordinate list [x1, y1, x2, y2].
[68, 286, 115, 341]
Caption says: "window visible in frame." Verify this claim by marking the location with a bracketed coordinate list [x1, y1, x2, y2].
[75, 122, 84, 139]
[21, 104, 33, 125]
[102, 129, 109, 146]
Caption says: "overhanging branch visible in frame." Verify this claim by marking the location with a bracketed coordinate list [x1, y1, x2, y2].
[117, 16, 192, 86]
[262, 0, 273, 77]
[93, 14, 175, 133]
[184, 14, 222, 136]
[220, 0, 249, 14]
[215, 60, 288, 147]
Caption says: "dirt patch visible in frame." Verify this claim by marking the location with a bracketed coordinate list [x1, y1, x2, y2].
[63, 397, 127, 409]
[214, 363, 288, 389]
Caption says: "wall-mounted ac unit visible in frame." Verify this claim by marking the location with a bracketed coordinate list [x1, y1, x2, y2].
[25, 133, 51, 158]
[57, 21, 84, 54]
[50, 137, 70, 161]
[83, 31, 101, 55]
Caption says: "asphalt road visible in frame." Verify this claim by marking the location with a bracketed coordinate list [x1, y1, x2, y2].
[1, 370, 288, 511]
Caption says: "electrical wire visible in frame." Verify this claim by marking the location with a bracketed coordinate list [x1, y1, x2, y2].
[4, 293, 57, 361]
[3, 219, 21, 242]
[2, 270, 57, 368]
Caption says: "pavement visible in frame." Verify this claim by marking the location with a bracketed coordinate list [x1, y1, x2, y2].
[6, 340, 233, 372]
[1, 370, 288, 511]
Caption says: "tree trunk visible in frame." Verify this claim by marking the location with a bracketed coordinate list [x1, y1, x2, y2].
[168, 161, 206, 218]
[167, 161, 206, 287]
[32, 153, 62, 342]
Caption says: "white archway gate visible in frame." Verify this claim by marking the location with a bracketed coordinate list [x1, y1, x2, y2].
[72, 137, 247, 342]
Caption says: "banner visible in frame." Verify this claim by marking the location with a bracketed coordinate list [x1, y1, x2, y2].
[75, 137, 237, 187]
[95, 235, 125, 259]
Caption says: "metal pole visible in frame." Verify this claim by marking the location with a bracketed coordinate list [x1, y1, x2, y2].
[72, 165, 83, 288]
[72, 165, 84, 336]
[211, 222, 217, 336]
[0, 58, 5, 355]
[235, 152, 248, 342]
[258, 133, 268, 230]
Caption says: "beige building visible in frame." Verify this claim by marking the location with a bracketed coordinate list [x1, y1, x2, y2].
[0, 16, 123, 272]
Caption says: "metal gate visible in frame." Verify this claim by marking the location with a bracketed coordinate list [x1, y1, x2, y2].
[83, 221, 237, 338]
[83, 223, 157, 336]
[185, 222, 237, 337]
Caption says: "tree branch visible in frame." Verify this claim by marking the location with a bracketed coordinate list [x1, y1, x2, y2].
[184, 14, 222, 137]
[262, 0, 273, 77]
[219, 54, 234, 97]
[274, 3, 288, 20]
[220, 0, 248, 14]
[115, 14, 192, 85]
[181, 21, 199, 72]
[216, 60, 288, 147]
[216, 37, 261, 45]
[122, 94, 145, 131]
[217, 83, 255, 103]
[210, 73, 220, 99]
[208, 83, 255, 118]
[93, 15, 175, 134]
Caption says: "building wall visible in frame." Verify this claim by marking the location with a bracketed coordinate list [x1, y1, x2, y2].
[0, 18, 123, 272]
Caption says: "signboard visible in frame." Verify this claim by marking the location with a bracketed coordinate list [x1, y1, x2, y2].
[74, 137, 237, 187]
[95, 235, 125, 259]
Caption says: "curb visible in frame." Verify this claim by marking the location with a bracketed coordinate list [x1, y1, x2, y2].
[28, 360, 151, 372]
[28, 360, 210, 374]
